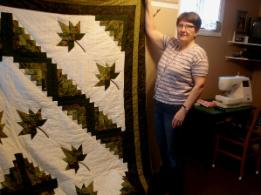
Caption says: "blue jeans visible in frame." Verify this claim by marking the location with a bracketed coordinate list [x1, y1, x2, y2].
[153, 99, 184, 194]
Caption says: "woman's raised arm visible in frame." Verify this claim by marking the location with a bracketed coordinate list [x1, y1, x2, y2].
[145, 0, 164, 50]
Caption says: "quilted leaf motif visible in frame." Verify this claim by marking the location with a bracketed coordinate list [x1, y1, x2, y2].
[62, 145, 90, 173]
[17, 109, 48, 139]
[95, 63, 120, 90]
[0, 111, 7, 143]
[57, 21, 86, 52]
[75, 182, 97, 195]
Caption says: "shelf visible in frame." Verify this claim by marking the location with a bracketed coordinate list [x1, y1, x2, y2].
[226, 40, 261, 64]
[228, 41, 261, 47]
[225, 56, 261, 63]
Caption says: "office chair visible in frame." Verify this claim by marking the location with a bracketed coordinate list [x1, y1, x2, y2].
[212, 106, 261, 180]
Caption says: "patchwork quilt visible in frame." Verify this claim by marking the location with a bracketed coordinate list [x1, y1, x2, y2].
[0, 0, 149, 194]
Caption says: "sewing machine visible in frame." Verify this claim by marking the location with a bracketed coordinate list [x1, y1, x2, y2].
[214, 75, 252, 108]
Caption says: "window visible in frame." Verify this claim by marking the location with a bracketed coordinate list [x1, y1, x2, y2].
[179, 0, 225, 36]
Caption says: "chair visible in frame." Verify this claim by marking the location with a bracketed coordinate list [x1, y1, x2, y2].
[212, 106, 261, 180]
[254, 124, 261, 174]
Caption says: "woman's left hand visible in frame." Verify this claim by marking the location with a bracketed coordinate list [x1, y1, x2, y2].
[172, 108, 187, 128]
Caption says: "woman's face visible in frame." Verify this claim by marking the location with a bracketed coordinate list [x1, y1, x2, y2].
[177, 20, 198, 45]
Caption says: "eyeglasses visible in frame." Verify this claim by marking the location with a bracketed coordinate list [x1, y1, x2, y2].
[177, 24, 195, 30]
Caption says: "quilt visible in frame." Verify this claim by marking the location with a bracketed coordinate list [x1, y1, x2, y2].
[0, 0, 150, 194]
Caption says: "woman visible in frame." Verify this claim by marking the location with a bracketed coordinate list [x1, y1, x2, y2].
[145, 0, 209, 194]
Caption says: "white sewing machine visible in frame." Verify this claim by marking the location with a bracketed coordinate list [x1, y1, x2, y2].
[214, 75, 252, 108]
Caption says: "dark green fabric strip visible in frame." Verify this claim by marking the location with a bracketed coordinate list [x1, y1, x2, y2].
[1, 12, 13, 55]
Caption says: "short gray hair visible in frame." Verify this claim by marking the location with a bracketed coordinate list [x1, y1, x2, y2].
[176, 12, 202, 31]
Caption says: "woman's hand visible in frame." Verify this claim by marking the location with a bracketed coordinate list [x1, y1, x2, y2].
[172, 107, 187, 128]
[145, 0, 151, 7]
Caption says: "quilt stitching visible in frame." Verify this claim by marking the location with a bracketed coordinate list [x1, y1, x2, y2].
[0, 1, 149, 193]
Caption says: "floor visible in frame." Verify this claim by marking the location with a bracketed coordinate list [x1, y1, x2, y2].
[183, 157, 261, 195]
[147, 153, 261, 195]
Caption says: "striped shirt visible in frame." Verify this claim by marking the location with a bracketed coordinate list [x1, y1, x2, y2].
[154, 36, 209, 105]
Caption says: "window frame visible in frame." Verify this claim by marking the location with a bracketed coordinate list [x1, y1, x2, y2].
[179, 0, 226, 37]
